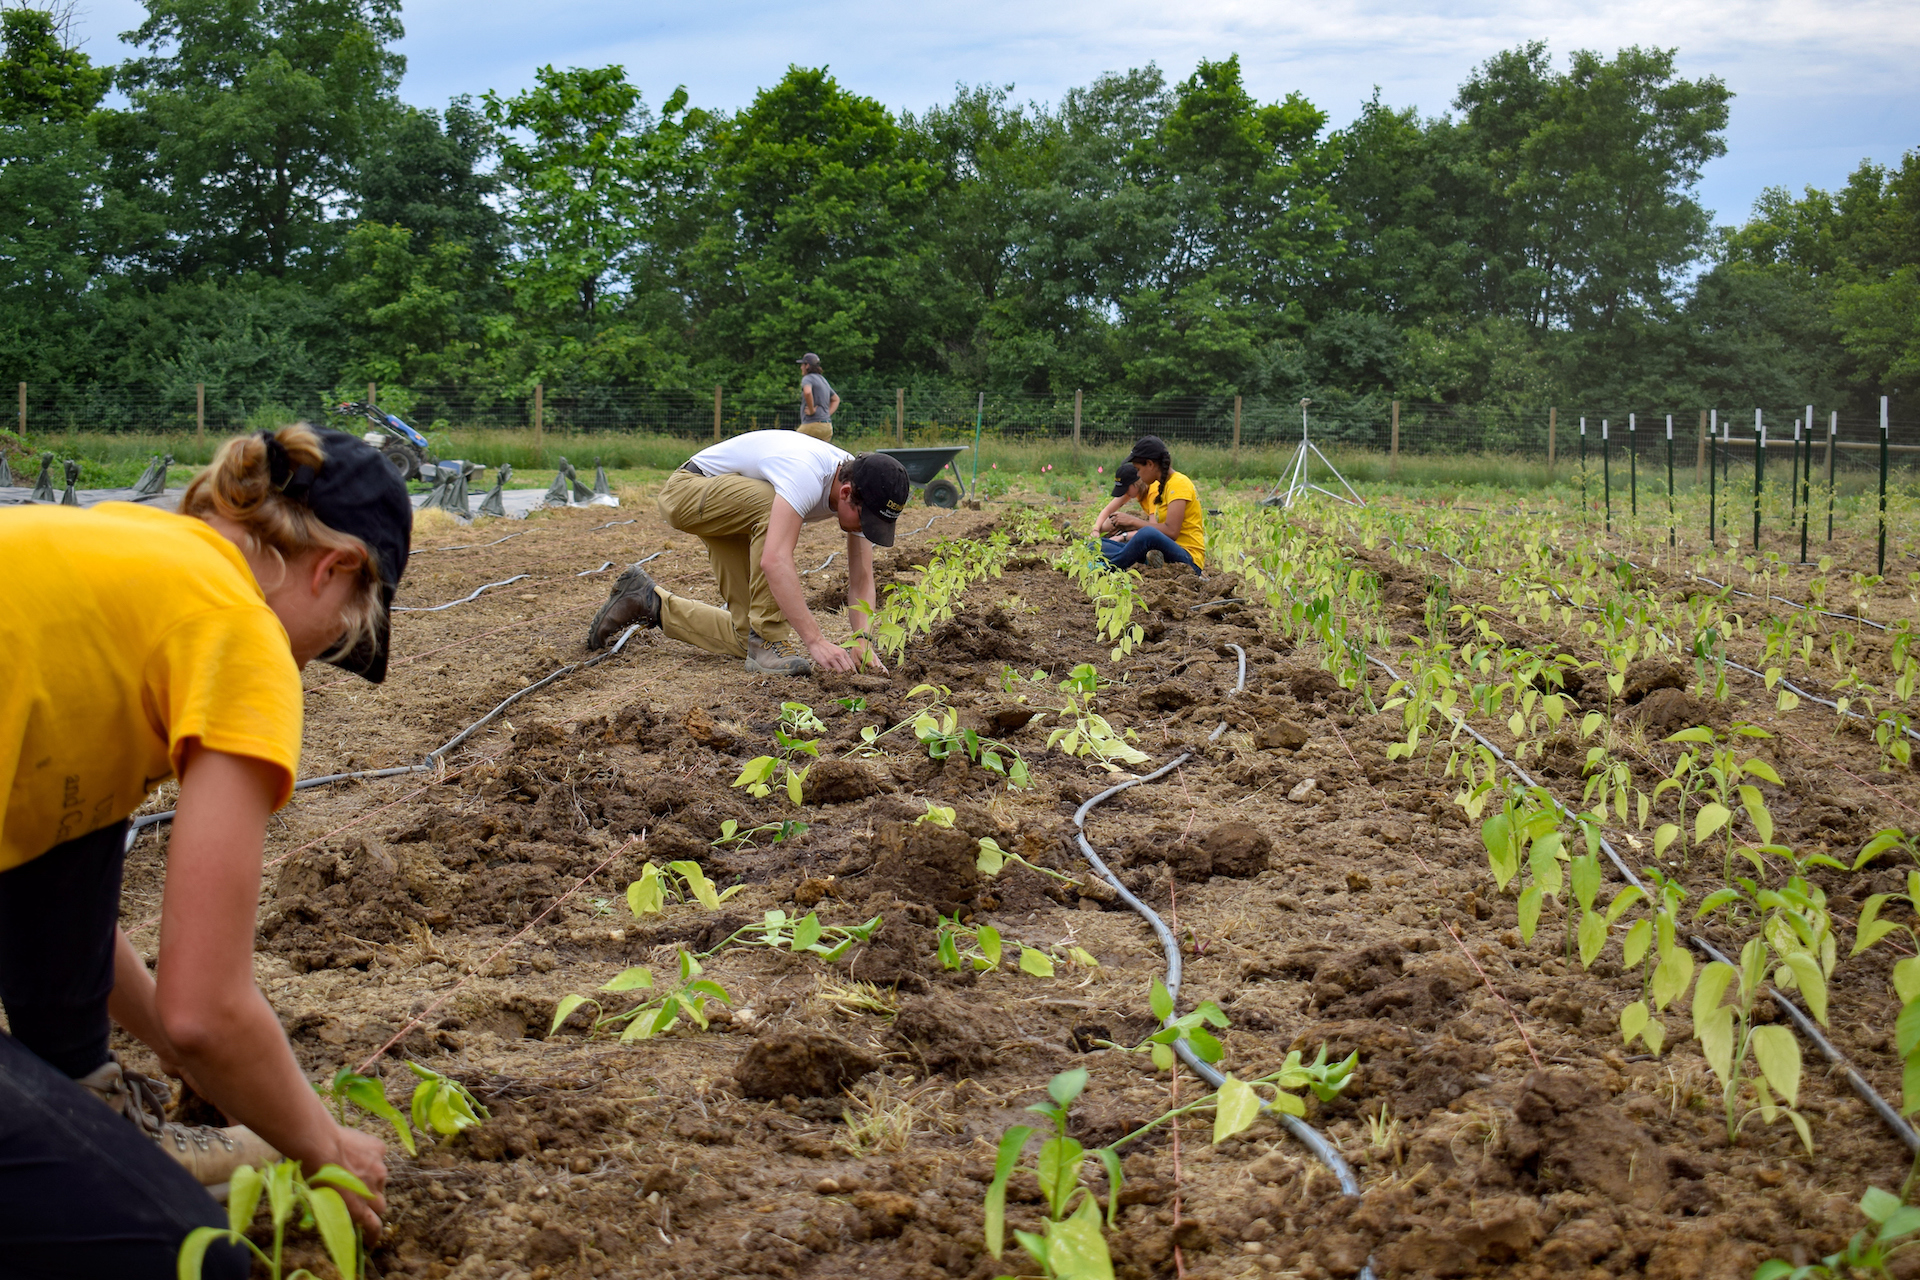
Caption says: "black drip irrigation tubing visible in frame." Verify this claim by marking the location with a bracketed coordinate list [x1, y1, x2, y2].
[1067, 643, 1378, 1278]
[1685, 573, 1888, 631]
[1689, 935, 1920, 1154]
[1362, 630, 1920, 1162]
[124, 622, 647, 849]
[1718, 657, 1920, 746]
[393, 574, 531, 613]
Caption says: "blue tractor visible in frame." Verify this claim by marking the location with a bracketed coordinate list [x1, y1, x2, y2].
[331, 401, 445, 482]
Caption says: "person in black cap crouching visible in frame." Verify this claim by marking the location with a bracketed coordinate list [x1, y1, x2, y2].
[0, 423, 406, 1276]
[588, 430, 910, 676]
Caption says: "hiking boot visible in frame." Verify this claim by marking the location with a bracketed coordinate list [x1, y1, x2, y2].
[587, 562, 663, 648]
[1144, 549, 1167, 569]
[76, 1055, 280, 1188]
[745, 632, 811, 676]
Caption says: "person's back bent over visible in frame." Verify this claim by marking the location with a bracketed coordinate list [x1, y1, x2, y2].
[588, 431, 909, 676]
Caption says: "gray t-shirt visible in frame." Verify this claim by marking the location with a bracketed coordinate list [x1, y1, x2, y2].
[800, 372, 834, 423]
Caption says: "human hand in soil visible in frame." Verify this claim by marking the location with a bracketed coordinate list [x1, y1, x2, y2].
[851, 638, 887, 674]
[808, 636, 859, 672]
[317, 1123, 390, 1236]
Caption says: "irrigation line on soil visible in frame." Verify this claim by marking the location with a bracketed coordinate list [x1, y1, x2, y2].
[393, 574, 531, 613]
[1068, 643, 1377, 1279]
[590, 519, 637, 530]
[427, 624, 641, 763]
[124, 764, 434, 848]
[410, 532, 529, 556]
[802, 552, 838, 576]
[1688, 935, 1920, 1154]
[577, 561, 614, 576]
[1720, 658, 1920, 746]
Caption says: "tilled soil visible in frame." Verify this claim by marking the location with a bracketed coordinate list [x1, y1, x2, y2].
[109, 484, 1920, 1280]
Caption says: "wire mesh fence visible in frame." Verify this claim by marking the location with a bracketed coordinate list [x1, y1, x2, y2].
[9, 382, 1917, 473]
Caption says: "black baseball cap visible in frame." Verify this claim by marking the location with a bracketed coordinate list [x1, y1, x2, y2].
[264, 427, 412, 683]
[796, 352, 822, 368]
[843, 453, 911, 547]
[1110, 462, 1140, 497]
[1127, 435, 1170, 466]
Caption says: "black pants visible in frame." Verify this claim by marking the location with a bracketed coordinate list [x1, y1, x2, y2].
[0, 822, 245, 1278]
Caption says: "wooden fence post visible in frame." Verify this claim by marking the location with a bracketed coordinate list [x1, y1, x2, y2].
[1232, 395, 1242, 465]
[1548, 406, 1557, 469]
[17, 382, 24, 437]
[896, 388, 904, 445]
[1390, 400, 1400, 474]
[1696, 410, 1707, 483]
[367, 382, 376, 408]
[1073, 389, 1082, 462]
[195, 383, 205, 449]
[534, 383, 545, 462]
[711, 384, 721, 443]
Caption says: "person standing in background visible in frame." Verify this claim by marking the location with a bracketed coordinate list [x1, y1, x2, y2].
[798, 354, 838, 442]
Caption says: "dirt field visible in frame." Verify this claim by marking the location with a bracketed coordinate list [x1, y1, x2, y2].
[114, 481, 1920, 1280]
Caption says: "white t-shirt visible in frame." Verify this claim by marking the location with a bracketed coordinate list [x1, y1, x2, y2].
[687, 431, 851, 523]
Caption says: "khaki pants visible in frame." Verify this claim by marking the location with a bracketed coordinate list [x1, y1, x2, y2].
[655, 468, 793, 657]
[797, 421, 832, 442]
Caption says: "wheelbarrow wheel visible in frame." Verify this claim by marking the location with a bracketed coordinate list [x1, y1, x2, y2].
[923, 478, 961, 509]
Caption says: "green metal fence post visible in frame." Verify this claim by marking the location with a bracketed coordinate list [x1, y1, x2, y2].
[1579, 417, 1588, 522]
[1629, 413, 1638, 519]
[1799, 410, 1811, 563]
[1752, 411, 1764, 552]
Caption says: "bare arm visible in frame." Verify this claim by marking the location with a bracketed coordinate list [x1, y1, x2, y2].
[761, 499, 857, 672]
[151, 746, 388, 1232]
[1092, 494, 1130, 535]
[826, 391, 840, 417]
[801, 384, 815, 416]
[1153, 498, 1188, 540]
[844, 533, 885, 673]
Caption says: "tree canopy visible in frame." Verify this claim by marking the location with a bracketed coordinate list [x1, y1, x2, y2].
[0, 3, 1908, 421]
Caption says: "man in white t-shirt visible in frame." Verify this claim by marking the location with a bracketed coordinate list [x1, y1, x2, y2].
[586, 432, 910, 675]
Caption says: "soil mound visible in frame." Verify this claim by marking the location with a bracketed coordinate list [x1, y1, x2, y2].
[892, 991, 1001, 1076]
[733, 1031, 878, 1099]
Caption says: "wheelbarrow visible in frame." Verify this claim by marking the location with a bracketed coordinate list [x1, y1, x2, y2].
[876, 446, 970, 508]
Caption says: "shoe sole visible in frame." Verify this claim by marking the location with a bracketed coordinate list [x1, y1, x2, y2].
[744, 656, 812, 676]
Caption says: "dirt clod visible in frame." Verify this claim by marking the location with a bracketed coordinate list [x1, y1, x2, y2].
[733, 1031, 878, 1099]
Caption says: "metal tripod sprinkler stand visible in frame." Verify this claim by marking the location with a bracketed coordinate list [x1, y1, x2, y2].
[1261, 398, 1366, 509]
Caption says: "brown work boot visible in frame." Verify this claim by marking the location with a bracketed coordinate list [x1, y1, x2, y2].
[745, 631, 811, 676]
[75, 1055, 280, 1188]
[587, 562, 663, 648]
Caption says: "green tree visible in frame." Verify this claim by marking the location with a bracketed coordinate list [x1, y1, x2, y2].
[111, 0, 405, 277]
[689, 66, 934, 390]
[0, 7, 108, 123]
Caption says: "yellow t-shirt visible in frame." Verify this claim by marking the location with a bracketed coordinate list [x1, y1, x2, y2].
[1145, 470, 1207, 570]
[0, 503, 302, 870]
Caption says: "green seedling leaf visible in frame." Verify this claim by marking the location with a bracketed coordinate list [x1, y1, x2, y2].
[791, 913, 823, 953]
[226, 1163, 265, 1236]
[1149, 1042, 1175, 1071]
[1695, 803, 1731, 843]
[549, 994, 592, 1036]
[918, 802, 956, 828]
[1897, 999, 1920, 1061]
[308, 1185, 358, 1280]
[1650, 948, 1694, 1011]
[985, 1125, 1035, 1258]
[1187, 1026, 1224, 1064]
[732, 756, 777, 789]
[1048, 1068, 1089, 1108]
[1896, 957, 1920, 1007]
[1046, 1197, 1117, 1280]
[1780, 953, 1827, 1025]
[1619, 1000, 1649, 1046]
[1516, 885, 1543, 943]
[1577, 911, 1608, 969]
[176, 1227, 231, 1280]
[1213, 1075, 1263, 1144]
[628, 864, 664, 916]
[1692, 961, 1734, 1026]
[1019, 947, 1056, 978]
[977, 837, 1008, 874]
[600, 967, 655, 993]
[1751, 1024, 1802, 1108]
[339, 1071, 414, 1156]
[1149, 977, 1174, 1023]
[1095, 1147, 1125, 1229]
[1622, 918, 1653, 969]
[668, 861, 722, 910]
[1697, 1004, 1737, 1086]
[975, 924, 1003, 968]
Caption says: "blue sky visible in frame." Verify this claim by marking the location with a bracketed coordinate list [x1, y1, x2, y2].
[74, 0, 1919, 229]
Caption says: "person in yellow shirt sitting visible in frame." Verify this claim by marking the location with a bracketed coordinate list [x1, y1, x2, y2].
[1091, 435, 1206, 574]
[0, 424, 403, 1277]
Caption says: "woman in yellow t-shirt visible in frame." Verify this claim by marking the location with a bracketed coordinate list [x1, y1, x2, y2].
[0, 424, 409, 1277]
[1093, 435, 1206, 573]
